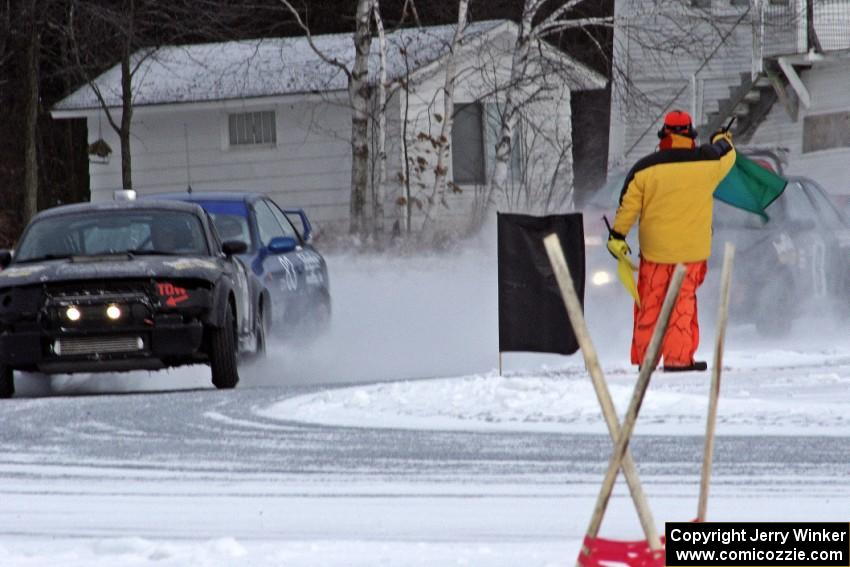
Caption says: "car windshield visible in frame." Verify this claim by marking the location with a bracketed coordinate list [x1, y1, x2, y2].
[194, 201, 253, 251]
[14, 209, 208, 262]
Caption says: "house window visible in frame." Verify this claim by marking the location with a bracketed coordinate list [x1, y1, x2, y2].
[802, 112, 850, 153]
[228, 110, 276, 147]
[452, 103, 486, 184]
[691, 0, 710, 8]
[451, 102, 522, 185]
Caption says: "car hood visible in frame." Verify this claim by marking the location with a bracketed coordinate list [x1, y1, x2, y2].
[0, 255, 222, 287]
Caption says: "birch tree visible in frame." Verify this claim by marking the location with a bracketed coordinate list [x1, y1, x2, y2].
[371, 0, 388, 238]
[420, 0, 469, 232]
[484, 0, 612, 214]
[278, 0, 375, 238]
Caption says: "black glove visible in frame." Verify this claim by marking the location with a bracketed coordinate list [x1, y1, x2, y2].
[710, 128, 732, 144]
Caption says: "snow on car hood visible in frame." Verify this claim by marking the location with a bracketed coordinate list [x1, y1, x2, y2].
[0, 255, 221, 287]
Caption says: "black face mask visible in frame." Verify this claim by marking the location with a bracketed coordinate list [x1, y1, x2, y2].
[657, 124, 698, 140]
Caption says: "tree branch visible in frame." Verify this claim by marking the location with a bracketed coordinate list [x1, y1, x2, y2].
[535, 17, 614, 38]
[537, 0, 586, 28]
[277, 0, 352, 79]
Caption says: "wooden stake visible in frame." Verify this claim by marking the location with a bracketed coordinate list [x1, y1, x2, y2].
[697, 242, 735, 522]
[542, 234, 662, 551]
[499, 352, 503, 377]
[582, 263, 685, 550]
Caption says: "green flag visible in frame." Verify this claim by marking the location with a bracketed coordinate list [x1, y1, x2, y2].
[714, 153, 787, 221]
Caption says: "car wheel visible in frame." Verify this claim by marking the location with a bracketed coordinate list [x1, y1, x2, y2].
[0, 365, 14, 399]
[249, 304, 268, 362]
[209, 304, 240, 389]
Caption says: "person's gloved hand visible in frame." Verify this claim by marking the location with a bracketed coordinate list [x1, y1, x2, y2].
[606, 230, 631, 260]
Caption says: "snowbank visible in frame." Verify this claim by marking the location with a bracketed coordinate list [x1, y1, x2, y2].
[258, 347, 850, 436]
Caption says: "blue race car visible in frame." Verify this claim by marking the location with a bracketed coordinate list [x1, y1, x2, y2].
[151, 193, 330, 337]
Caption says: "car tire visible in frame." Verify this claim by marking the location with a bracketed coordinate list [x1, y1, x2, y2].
[246, 304, 268, 363]
[209, 304, 239, 390]
[0, 365, 14, 399]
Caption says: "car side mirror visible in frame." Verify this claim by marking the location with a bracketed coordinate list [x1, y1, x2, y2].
[267, 236, 298, 254]
[222, 240, 248, 256]
[283, 208, 312, 242]
[0, 250, 11, 269]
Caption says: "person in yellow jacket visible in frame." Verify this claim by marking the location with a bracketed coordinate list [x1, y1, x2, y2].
[608, 110, 735, 372]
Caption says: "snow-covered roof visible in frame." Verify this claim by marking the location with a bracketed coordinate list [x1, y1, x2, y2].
[53, 20, 605, 112]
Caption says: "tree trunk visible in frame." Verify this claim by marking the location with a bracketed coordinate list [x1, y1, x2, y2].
[485, 2, 534, 214]
[371, 0, 387, 238]
[423, 0, 468, 232]
[348, 0, 373, 237]
[23, 1, 40, 224]
[119, 46, 133, 190]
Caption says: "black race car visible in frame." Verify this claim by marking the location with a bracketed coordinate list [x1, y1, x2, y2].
[0, 200, 264, 398]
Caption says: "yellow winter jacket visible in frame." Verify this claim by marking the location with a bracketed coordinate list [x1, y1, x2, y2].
[612, 133, 736, 263]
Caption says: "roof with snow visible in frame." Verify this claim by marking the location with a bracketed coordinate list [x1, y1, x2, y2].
[53, 20, 605, 112]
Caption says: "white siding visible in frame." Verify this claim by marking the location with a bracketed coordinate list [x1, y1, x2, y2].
[747, 61, 850, 197]
[87, 97, 353, 233]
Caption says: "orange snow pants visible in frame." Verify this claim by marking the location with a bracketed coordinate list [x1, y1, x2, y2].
[631, 258, 707, 368]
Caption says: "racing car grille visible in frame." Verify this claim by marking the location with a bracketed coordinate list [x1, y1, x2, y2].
[53, 335, 145, 356]
[45, 281, 153, 296]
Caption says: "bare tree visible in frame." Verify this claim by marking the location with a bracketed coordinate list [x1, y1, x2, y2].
[278, 0, 375, 238]
[0, 0, 11, 88]
[483, 0, 612, 214]
[420, 0, 469, 232]
[65, 0, 166, 191]
[22, 0, 41, 224]
[371, 0, 388, 238]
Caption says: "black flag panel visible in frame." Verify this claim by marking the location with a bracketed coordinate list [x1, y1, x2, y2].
[497, 212, 585, 355]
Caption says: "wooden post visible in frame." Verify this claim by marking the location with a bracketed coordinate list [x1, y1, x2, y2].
[697, 243, 735, 522]
[583, 264, 685, 547]
[543, 234, 662, 550]
[499, 352, 503, 377]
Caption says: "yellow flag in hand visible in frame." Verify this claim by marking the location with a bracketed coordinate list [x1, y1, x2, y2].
[615, 251, 640, 307]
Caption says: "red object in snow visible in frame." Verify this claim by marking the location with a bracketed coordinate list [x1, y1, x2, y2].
[577, 535, 666, 567]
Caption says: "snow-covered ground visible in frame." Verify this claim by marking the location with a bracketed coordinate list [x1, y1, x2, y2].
[1, 247, 848, 566]
[259, 347, 850, 437]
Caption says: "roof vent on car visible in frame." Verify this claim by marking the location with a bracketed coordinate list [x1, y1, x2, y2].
[113, 190, 137, 201]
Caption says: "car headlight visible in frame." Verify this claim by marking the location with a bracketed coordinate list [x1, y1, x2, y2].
[106, 304, 122, 320]
[591, 270, 613, 286]
[65, 306, 82, 321]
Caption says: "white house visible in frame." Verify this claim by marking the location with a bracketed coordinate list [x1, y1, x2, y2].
[609, 0, 850, 206]
[52, 20, 606, 236]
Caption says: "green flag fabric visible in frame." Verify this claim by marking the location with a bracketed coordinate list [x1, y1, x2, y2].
[714, 153, 787, 221]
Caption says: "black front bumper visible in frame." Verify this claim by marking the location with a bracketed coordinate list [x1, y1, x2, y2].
[0, 319, 205, 374]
